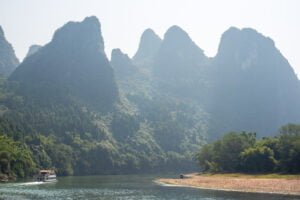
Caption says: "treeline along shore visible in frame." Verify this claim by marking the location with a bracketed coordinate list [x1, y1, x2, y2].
[196, 124, 300, 174]
[157, 124, 300, 195]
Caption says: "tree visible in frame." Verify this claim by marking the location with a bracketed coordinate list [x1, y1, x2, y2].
[240, 146, 277, 172]
[279, 124, 300, 136]
[214, 132, 256, 172]
[0, 135, 36, 178]
[197, 132, 256, 172]
[277, 125, 300, 173]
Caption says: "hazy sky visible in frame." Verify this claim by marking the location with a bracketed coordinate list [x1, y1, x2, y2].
[0, 0, 299, 77]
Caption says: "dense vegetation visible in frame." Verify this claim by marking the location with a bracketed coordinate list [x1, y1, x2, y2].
[197, 124, 300, 173]
[0, 135, 35, 179]
[0, 76, 204, 178]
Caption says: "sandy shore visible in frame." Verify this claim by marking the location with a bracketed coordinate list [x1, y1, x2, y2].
[156, 173, 300, 196]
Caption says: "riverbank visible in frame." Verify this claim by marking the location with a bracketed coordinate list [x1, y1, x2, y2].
[0, 174, 16, 182]
[156, 173, 300, 196]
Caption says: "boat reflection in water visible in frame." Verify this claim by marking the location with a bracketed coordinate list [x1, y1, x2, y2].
[37, 170, 57, 182]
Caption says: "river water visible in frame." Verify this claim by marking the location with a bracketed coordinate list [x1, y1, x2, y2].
[0, 175, 298, 200]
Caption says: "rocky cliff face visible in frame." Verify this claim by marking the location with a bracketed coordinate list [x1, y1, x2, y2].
[0, 26, 19, 76]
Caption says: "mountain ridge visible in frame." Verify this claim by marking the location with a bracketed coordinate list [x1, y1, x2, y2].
[133, 28, 162, 66]
[0, 25, 19, 76]
[9, 16, 118, 111]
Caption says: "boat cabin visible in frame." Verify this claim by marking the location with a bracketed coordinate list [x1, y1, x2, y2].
[37, 170, 57, 182]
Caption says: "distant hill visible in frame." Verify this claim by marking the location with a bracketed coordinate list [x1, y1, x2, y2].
[0, 26, 19, 76]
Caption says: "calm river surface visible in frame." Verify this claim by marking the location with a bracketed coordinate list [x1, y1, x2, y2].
[0, 175, 298, 200]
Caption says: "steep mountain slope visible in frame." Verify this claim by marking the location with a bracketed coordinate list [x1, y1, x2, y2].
[1, 17, 121, 175]
[132, 26, 300, 138]
[25, 44, 42, 58]
[132, 28, 162, 66]
[113, 29, 209, 164]
[10, 16, 118, 111]
[208, 27, 300, 137]
[153, 26, 210, 100]
[0, 26, 19, 76]
[111, 48, 153, 98]
[111, 48, 138, 78]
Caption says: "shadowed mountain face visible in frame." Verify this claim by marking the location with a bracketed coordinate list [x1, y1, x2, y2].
[111, 48, 137, 77]
[133, 28, 162, 66]
[208, 27, 300, 136]
[1, 17, 121, 175]
[129, 25, 300, 138]
[155, 25, 207, 75]
[153, 25, 210, 100]
[111, 48, 145, 94]
[0, 26, 19, 76]
[10, 16, 118, 111]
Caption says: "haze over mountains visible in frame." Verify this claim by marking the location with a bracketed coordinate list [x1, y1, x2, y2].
[25, 45, 42, 58]
[0, 16, 299, 175]
[10, 16, 118, 111]
[133, 28, 162, 65]
[209, 27, 300, 136]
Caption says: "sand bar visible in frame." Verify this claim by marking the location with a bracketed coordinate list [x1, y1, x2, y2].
[156, 173, 300, 196]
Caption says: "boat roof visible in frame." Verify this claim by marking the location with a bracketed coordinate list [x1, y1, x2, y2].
[39, 170, 55, 173]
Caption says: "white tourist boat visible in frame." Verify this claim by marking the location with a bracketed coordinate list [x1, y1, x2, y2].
[37, 170, 57, 182]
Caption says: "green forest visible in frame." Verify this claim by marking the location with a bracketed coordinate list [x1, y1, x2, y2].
[197, 124, 300, 173]
[0, 75, 204, 180]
